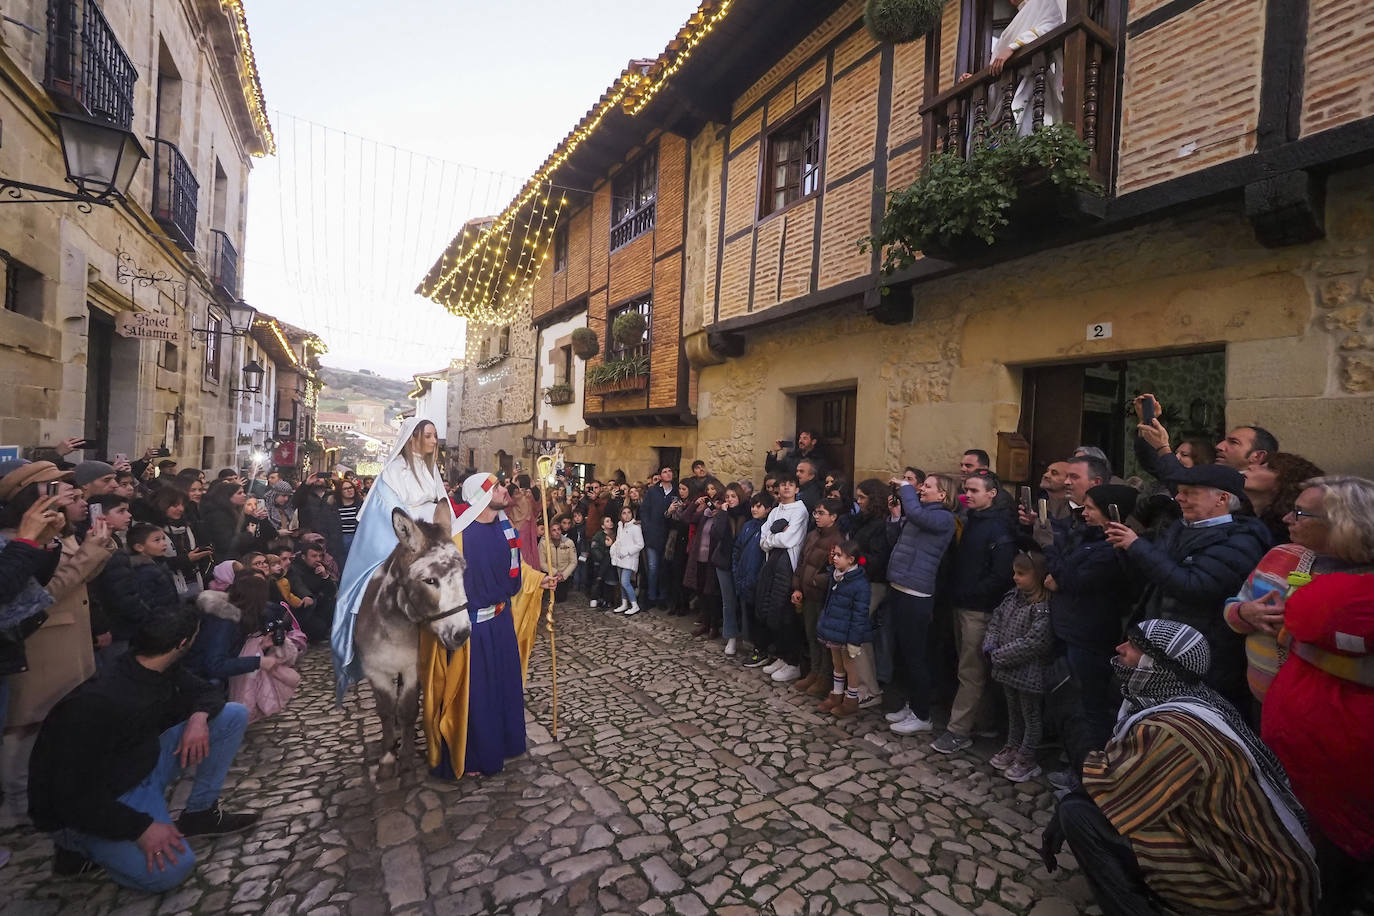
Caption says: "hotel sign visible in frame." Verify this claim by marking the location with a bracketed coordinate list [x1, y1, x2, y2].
[115, 311, 182, 344]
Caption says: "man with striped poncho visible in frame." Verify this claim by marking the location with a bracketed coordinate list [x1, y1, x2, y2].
[1040, 619, 1318, 916]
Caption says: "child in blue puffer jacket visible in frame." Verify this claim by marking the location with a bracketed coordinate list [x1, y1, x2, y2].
[815, 540, 877, 717]
[733, 492, 773, 667]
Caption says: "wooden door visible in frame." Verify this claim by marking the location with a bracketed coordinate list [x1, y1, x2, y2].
[796, 388, 857, 483]
[1019, 366, 1084, 484]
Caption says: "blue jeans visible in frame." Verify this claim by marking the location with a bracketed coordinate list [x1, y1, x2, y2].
[618, 568, 638, 606]
[644, 547, 663, 602]
[55, 703, 249, 893]
[715, 567, 741, 640]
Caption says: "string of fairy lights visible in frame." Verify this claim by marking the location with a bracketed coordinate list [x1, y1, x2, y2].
[419, 0, 735, 327]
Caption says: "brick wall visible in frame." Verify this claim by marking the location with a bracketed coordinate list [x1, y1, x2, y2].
[731, 0, 864, 118]
[1302, 0, 1374, 137]
[818, 174, 873, 289]
[828, 54, 881, 181]
[650, 255, 682, 409]
[888, 38, 926, 155]
[657, 134, 688, 251]
[724, 141, 760, 238]
[1117, 0, 1263, 194]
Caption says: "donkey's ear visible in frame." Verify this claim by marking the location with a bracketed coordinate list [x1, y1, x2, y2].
[392, 508, 426, 552]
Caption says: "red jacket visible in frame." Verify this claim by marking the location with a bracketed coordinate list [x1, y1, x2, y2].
[1262, 572, 1374, 860]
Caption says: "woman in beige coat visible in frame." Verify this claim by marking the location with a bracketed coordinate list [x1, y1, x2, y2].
[1, 484, 115, 820]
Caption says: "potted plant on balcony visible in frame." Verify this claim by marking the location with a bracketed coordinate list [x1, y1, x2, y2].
[570, 327, 599, 360]
[866, 124, 1103, 267]
[863, 0, 943, 43]
[586, 353, 650, 396]
[543, 382, 575, 406]
[612, 311, 647, 349]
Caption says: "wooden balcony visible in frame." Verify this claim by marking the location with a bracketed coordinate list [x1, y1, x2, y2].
[920, 0, 1117, 187]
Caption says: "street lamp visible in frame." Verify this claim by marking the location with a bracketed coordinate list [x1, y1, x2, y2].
[0, 112, 147, 208]
[193, 299, 258, 339]
[231, 359, 266, 395]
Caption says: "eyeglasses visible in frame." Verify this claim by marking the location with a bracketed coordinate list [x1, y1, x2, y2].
[1290, 508, 1327, 521]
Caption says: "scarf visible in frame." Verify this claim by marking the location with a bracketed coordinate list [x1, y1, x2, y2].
[1112, 619, 1313, 858]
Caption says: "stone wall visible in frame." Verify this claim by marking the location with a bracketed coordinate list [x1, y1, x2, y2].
[699, 166, 1374, 482]
[456, 313, 537, 474]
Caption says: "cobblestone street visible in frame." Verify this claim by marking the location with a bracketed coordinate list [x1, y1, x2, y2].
[5, 600, 1110, 915]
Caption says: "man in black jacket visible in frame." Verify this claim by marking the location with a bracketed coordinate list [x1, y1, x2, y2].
[765, 429, 827, 478]
[29, 605, 256, 892]
[288, 543, 337, 642]
[1105, 463, 1271, 710]
[932, 472, 1017, 755]
[639, 466, 676, 608]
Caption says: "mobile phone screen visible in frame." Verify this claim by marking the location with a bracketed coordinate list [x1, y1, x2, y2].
[1019, 486, 1033, 514]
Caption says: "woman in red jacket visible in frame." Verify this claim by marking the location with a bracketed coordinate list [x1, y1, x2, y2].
[1261, 475, 1374, 914]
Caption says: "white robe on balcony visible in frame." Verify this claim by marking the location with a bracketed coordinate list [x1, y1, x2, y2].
[988, 0, 1067, 137]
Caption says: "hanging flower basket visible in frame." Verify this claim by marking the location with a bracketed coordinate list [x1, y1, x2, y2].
[863, 0, 943, 44]
[570, 327, 599, 360]
[612, 312, 647, 347]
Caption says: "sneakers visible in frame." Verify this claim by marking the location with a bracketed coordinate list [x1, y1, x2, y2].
[624, 603, 641, 616]
[724, 638, 737, 657]
[988, 745, 1019, 770]
[743, 651, 768, 668]
[930, 731, 974, 755]
[52, 846, 101, 878]
[888, 710, 935, 735]
[770, 663, 801, 683]
[1005, 757, 1043, 783]
[884, 705, 913, 723]
[1046, 769, 1079, 792]
[858, 694, 882, 710]
[612, 600, 629, 614]
[761, 657, 785, 675]
[589, 599, 599, 608]
[175, 801, 261, 837]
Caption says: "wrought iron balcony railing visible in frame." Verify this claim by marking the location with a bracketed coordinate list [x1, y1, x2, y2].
[152, 138, 199, 251]
[209, 229, 239, 299]
[44, 0, 136, 128]
[919, 0, 1117, 187]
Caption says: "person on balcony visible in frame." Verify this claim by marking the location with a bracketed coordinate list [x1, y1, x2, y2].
[964, 0, 1067, 137]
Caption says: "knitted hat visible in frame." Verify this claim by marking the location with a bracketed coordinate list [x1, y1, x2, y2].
[1086, 483, 1138, 519]
[73, 460, 117, 487]
[0, 460, 75, 502]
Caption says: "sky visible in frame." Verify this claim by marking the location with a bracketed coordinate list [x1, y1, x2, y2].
[240, 0, 693, 380]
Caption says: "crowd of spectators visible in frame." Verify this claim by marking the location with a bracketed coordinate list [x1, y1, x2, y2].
[0, 442, 367, 886]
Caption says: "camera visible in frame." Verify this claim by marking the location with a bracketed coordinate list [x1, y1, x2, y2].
[267, 614, 289, 647]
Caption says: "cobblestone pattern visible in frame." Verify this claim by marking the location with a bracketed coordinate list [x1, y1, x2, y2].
[4, 599, 1363, 915]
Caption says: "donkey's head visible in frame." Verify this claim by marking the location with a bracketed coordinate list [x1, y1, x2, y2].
[389, 508, 470, 651]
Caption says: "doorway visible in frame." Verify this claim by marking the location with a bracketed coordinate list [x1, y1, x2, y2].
[655, 446, 681, 485]
[84, 309, 114, 456]
[795, 388, 857, 483]
[1019, 350, 1226, 482]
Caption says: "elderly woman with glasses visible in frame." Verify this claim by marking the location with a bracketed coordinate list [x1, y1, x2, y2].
[1256, 475, 1374, 913]
[1224, 475, 1374, 705]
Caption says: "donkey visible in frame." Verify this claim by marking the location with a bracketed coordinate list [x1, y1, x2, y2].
[355, 507, 470, 776]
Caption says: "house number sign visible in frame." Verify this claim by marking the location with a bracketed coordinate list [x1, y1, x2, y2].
[1086, 322, 1113, 341]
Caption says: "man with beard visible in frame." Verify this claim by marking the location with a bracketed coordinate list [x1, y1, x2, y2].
[420, 473, 557, 779]
[1041, 619, 1317, 916]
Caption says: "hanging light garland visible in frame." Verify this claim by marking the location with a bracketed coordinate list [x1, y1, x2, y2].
[419, 0, 737, 326]
[220, 0, 276, 155]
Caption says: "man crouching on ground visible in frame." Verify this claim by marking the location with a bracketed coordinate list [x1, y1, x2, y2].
[28, 604, 259, 891]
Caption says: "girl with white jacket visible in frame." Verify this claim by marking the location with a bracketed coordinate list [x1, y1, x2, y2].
[609, 505, 644, 616]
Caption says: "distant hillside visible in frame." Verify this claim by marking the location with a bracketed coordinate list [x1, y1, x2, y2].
[317, 366, 413, 418]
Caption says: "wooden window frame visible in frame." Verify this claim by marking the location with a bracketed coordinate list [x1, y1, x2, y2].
[610, 149, 657, 251]
[759, 96, 826, 221]
[204, 313, 222, 383]
[553, 223, 568, 274]
[607, 294, 652, 362]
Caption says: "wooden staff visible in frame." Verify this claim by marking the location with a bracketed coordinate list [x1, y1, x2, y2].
[535, 454, 559, 739]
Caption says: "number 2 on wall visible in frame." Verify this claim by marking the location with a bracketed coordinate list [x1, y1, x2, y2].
[1087, 322, 1113, 340]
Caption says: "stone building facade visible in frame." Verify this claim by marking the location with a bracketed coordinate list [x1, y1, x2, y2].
[454, 312, 538, 479]
[0, 0, 278, 470]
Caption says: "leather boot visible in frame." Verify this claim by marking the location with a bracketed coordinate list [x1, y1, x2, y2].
[818, 693, 844, 713]
[833, 696, 861, 718]
[806, 679, 831, 699]
[792, 671, 818, 693]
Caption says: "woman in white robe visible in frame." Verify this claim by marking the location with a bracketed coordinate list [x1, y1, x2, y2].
[331, 417, 452, 698]
[987, 0, 1067, 137]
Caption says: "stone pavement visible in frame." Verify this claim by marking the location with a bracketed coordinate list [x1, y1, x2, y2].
[0, 598, 1352, 915]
